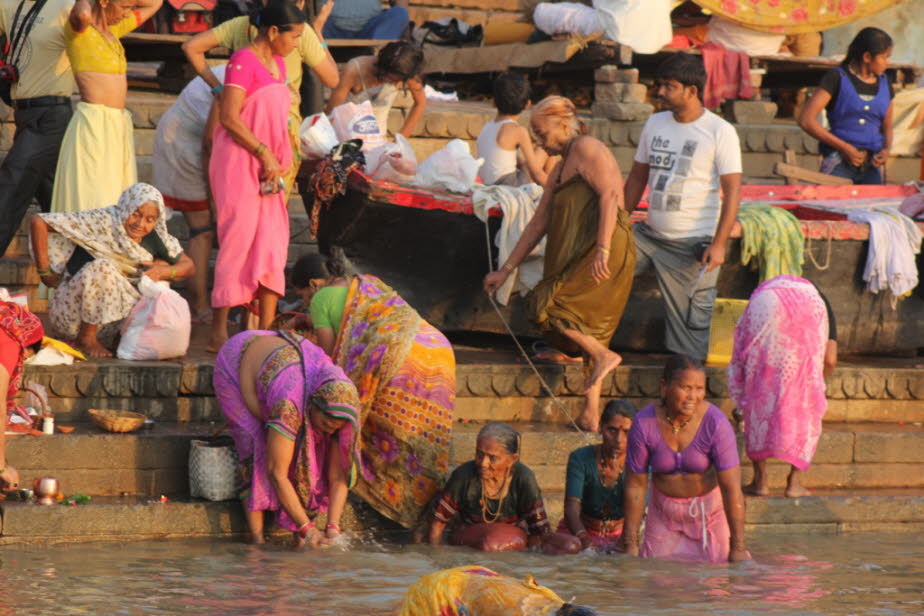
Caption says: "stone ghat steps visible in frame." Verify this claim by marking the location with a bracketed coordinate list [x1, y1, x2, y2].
[8, 422, 924, 502]
[4, 489, 924, 545]
[20, 351, 924, 425]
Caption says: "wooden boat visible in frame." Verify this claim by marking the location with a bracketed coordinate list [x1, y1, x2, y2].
[318, 174, 924, 355]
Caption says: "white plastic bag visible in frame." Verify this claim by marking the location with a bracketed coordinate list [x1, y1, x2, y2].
[329, 100, 386, 151]
[117, 275, 191, 360]
[364, 134, 418, 185]
[299, 112, 339, 159]
[413, 139, 484, 193]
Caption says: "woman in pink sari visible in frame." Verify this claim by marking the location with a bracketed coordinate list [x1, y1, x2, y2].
[729, 276, 838, 498]
[207, 0, 305, 351]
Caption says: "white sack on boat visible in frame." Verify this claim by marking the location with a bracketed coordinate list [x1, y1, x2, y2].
[889, 87, 924, 158]
[413, 139, 483, 193]
[847, 207, 922, 305]
[472, 183, 545, 306]
[533, 2, 602, 38]
[593, 0, 671, 55]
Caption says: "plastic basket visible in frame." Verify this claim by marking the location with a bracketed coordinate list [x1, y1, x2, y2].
[706, 298, 749, 366]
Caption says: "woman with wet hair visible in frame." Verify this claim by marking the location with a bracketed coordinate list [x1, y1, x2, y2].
[426, 422, 551, 551]
[622, 355, 750, 563]
[324, 41, 426, 136]
[548, 399, 636, 553]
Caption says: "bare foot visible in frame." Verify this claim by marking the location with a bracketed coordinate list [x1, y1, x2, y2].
[742, 482, 769, 497]
[784, 485, 812, 498]
[78, 337, 113, 358]
[247, 533, 266, 545]
[532, 349, 582, 363]
[584, 351, 622, 393]
[206, 334, 228, 354]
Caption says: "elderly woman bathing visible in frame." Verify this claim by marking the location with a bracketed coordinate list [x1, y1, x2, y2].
[214, 330, 360, 545]
[622, 355, 750, 563]
[208, 0, 306, 351]
[287, 253, 455, 529]
[548, 400, 636, 554]
[484, 95, 636, 432]
[30, 183, 193, 357]
[51, 0, 163, 213]
[425, 422, 551, 551]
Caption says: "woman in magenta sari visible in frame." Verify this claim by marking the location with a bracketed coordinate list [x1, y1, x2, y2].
[213, 330, 361, 547]
[728, 276, 838, 498]
[208, 0, 305, 352]
[622, 355, 750, 564]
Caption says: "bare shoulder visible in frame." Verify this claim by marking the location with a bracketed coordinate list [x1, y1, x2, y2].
[571, 134, 608, 156]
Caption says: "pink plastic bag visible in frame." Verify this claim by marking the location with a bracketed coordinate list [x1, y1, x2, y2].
[117, 276, 191, 360]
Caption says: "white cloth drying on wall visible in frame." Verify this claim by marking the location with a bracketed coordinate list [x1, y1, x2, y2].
[593, 0, 671, 54]
[533, 2, 602, 37]
[706, 16, 785, 56]
[472, 183, 545, 306]
[847, 207, 922, 305]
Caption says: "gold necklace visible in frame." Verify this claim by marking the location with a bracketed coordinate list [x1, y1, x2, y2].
[480, 472, 511, 523]
[664, 410, 692, 435]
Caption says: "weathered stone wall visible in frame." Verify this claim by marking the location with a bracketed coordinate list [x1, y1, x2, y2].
[407, 0, 522, 28]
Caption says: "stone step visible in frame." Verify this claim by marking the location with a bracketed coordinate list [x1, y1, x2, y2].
[3, 489, 924, 544]
[9, 421, 924, 501]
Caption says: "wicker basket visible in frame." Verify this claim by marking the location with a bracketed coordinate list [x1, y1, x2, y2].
[88, 409, 147, 433]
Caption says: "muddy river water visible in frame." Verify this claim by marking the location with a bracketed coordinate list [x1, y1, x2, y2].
[1, 533, 922, 615]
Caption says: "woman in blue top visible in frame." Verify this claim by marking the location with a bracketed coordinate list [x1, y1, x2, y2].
[547, 400, 635, 554]
[799, 27, 894, 185]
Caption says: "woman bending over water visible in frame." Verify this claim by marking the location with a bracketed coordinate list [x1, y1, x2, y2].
[425, 422, 552, 551]
[214, 330, 360, 546]
[622, 355, 750, 563]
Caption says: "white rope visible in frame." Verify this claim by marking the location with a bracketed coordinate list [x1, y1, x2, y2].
[482, 219, 594, 445]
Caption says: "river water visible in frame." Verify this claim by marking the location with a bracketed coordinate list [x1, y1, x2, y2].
[1, 533, 922, 615]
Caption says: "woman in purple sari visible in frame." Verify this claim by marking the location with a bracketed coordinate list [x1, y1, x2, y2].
[213, 330, 360, 547]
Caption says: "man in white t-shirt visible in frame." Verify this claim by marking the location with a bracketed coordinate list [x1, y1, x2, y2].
[624, 53, 742, 359]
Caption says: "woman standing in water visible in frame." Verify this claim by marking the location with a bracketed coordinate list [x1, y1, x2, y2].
[622, 355, 750, 563]
[214, 330, 360, 546]
[799, 27, 894, 184]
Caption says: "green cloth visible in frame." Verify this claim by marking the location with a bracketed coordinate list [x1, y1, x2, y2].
[309, 285, 349, 335]
[737, 203, 804, 282]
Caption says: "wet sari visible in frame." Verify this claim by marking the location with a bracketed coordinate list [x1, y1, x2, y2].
[213, 330, 360, 531]
[332, 274, 456, 528]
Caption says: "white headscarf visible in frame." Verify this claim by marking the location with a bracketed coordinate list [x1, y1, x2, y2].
[37, 183, 184, 276]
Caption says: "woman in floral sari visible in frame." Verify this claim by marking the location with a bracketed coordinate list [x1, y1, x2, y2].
[213, 329, 360, 546]
[289, 253, 456, 528]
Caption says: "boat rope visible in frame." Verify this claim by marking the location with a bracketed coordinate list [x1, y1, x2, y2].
[482, 220, 594, 444]
[805, 224, 833, 271]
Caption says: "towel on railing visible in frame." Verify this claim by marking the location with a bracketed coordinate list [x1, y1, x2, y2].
[737, 203, 804, 282]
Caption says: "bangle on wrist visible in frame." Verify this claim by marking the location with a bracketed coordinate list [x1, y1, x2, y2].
[575, 529, 589, 538]
[320, 41, 328, 49]
[210, 84, 223, 96]
[297, 521, 314, 539]
[326, 523, 340, 532]
[501, 263, 514, 273]
[254, 142, 267, 157]
[168, 265, 177, 281]
[37, 268, 52, 277]
[596, 245, 610, 255]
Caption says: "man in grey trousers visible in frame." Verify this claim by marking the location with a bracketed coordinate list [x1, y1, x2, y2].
[0, 0, 75, 256]
[623, 53, 742, 359]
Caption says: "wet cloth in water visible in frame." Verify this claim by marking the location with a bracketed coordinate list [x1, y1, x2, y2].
[213, 330, 360, 531]
[737, 202, 804, 282]
[641, 483, 730, 563]
[434, 461, 551, 536]
[332, 274, 455, 527]
[398, 566, 564, 616]
[37, 183, 183, 345]
[210, 48, 292, 309]
[728, 276, 828, 471]
[527, 173, 635, 349]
